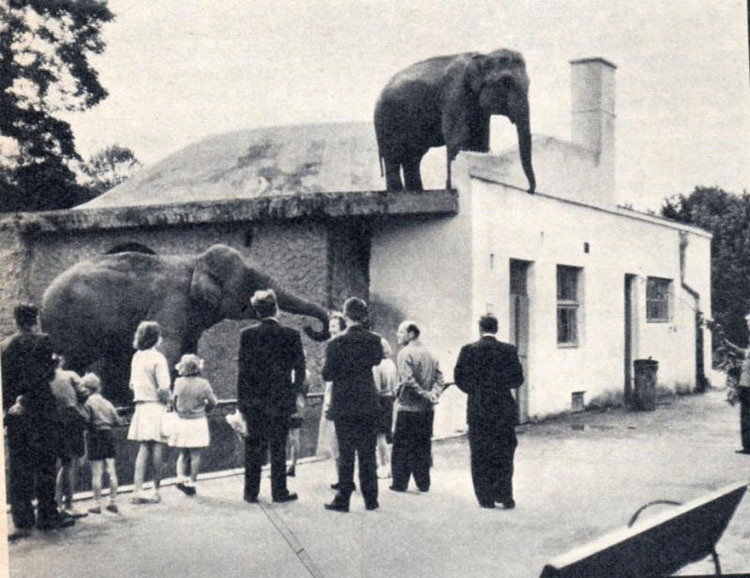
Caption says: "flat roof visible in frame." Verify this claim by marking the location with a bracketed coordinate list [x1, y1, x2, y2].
[0, 189, 459, 235]
[467, 165, 712, 240]
[569, 57, 618, 69]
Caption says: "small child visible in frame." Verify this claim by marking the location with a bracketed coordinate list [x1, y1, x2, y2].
[169, 354, 217, 496]
[81, 373, 124, 514]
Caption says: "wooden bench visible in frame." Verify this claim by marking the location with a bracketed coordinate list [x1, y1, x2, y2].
[540, 482, 747, 578]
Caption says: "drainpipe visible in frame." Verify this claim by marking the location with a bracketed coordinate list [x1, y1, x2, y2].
[679, 231, 708, 392]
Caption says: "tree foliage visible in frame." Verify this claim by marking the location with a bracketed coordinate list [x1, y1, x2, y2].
[662, 186, 750, 347]
[80, 144, 142, 195]
[0, 0, 114, 211]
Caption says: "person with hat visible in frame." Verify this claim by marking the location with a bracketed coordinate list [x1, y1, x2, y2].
[237, 289, 306, 504]
[169, 354, 218, 496]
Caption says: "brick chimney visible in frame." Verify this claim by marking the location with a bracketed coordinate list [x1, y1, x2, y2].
[570, 58, 617, 200]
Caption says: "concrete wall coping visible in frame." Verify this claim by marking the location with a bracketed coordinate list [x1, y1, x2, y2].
[0, 189, 459, 234]
[467, 165, 712, 240]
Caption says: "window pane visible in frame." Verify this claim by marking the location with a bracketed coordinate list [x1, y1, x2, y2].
[646, 277, 671, 322]
[557, 307, 578, 344]
[557, 267, 578, 301]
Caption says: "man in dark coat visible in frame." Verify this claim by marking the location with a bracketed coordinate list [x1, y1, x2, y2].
[454, 313, 524, 509]
[2, 304, 74, 540]
[237, 290, 306, 503]
[322, 297, 383, 512]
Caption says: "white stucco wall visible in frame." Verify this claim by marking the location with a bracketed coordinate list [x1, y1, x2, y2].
[468, 137, 615, 209]
[467, 174, 712, 417]
[369, 167, 475, 436]
[369, 155, 711, 425]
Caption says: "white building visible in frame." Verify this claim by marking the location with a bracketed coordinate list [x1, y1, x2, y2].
[370, 58, 713, 433]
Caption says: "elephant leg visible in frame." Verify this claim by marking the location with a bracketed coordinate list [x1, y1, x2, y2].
[384, 158, 404, 191]
[402, 155, 424, 191]
[98, 352, 133, 407]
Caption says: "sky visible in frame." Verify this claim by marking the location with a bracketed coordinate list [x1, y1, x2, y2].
[63, 0, 749, 211]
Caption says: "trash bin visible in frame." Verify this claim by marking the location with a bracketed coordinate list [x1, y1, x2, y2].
[632, 359, 658, 411]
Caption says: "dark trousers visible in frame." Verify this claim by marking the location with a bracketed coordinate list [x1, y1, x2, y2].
[333, 415, 378, 506]
[468, 420, 517, 505]
[7, 416, 59, 529]
[391, 411, 433, 491]
[243, 411, 290, 500]
[739, 387, 750, 451]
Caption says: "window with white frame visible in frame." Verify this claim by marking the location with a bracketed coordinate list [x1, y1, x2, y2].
[646, 277, 672, 322]
[557, 265, 582, 346]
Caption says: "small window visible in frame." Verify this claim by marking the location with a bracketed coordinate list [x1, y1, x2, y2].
[646, 277, 672, 322]
[557, 266, 582, 346]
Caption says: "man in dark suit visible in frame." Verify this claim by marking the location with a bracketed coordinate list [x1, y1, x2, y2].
[322, 297, 383, 512]
[2, 304, 74, 540]
[237, 290, 306, 503]
[454, 313, 524, 509]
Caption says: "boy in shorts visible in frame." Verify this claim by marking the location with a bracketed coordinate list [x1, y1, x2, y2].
[82, 373, 125, 513]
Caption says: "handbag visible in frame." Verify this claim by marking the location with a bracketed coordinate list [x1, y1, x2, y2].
[161, 410, 179, 438]
[226, 409, 248, 438]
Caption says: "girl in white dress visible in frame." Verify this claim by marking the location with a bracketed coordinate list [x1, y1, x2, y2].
[127, 321, 171, 504]
[169, 354, 217, 496]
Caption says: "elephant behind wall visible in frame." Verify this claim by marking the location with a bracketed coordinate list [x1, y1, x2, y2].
[41, 244, 330, 405]
[374, 48, 536, 194]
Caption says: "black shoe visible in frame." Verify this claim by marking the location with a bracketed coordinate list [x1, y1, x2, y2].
[287, 465, 296, 477]
[417, 485, 430, 493]
[365, 501, 379, 511]
[735, 449, 750, 455]
[479, 501, 496, 509]
[324, 501, 349, 513]
[330, 482, 356, 491]
[37, 515, 75, 531]
[500, 499, 516, 509]
[8, 528, 32, 542]
[389, 485, 407, 492]
[273, 492, 298, 503]
[176, 482, 191, 495]
[244, 495, 259, 503]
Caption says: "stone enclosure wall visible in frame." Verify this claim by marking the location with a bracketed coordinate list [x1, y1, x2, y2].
[0, 190, 458, 465]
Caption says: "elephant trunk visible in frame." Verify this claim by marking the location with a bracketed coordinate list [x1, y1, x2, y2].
[516, 113, 536, 194]
[247, 271, 331, 341]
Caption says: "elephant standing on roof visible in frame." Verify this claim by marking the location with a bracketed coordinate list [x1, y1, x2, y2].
[41, 244, 330, 404]
[374, 48, 536, 193]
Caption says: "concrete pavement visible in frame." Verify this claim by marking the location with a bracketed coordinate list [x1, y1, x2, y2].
[5, 389, 750, 577]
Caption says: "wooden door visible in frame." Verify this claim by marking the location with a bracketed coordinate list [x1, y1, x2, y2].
[510, 260, 531, 423]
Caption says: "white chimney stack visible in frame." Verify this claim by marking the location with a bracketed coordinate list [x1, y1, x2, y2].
[570, 58, 617, 200]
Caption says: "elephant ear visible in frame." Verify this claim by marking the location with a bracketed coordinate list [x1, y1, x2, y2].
[190, 245, 241, 314]
[441, 54, 484, 159]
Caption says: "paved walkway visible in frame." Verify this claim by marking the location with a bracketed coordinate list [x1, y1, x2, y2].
[4, 389, 750, 577]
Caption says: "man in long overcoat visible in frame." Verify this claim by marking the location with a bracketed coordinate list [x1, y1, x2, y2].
[322, 297, 383, 512]
[237, 290, 306, 503]
[454, 313, 524, 509]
